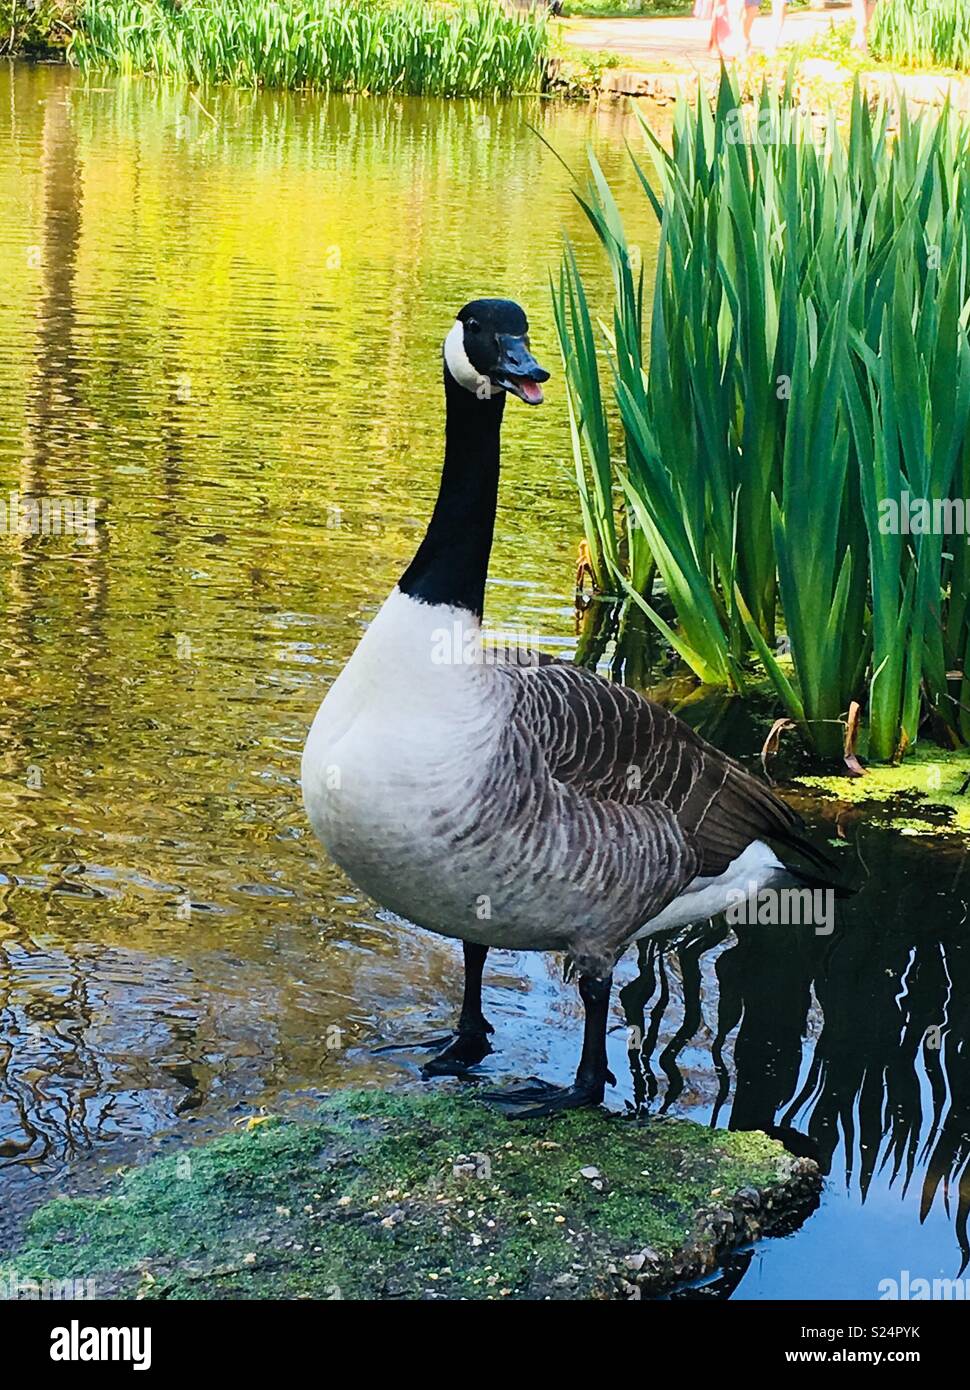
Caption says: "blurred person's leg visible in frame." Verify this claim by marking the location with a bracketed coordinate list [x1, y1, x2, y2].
[851, 0, 876, 50]
[767, 0, 786, 51]
[742, 0, 760, 53]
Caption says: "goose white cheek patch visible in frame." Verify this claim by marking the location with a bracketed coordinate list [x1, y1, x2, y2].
[443, 320, 499, 399]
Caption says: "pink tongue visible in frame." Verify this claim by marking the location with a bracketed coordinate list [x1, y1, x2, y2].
[516, 378, 544, 404]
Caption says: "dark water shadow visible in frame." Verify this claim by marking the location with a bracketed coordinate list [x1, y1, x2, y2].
[618, 813, 970, 1283]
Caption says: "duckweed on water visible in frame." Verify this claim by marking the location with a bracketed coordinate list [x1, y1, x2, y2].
[796, 748, 970, 836]
[1, 1089, 819, 1300]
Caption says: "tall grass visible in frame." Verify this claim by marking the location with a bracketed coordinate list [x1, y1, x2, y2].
[69, 0, 549, 97]
[871, 0, 970, 73]
[556, 75, 970, 761]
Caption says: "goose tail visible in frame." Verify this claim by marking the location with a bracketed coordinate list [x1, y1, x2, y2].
[772, 826, 855, 900]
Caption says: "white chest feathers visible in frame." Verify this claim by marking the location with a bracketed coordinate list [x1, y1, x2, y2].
[301, 588, 506, 905]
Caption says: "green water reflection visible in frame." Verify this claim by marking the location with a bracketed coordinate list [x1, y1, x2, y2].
[0, 63, 654, 1211]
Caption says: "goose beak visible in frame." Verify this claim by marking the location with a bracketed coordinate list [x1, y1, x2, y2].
[492, 334, 550, 405]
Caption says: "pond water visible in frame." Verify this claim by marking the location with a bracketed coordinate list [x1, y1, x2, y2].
[1, 60, 968, 1301]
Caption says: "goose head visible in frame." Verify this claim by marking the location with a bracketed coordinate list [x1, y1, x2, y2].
[443, 298, 550, 405]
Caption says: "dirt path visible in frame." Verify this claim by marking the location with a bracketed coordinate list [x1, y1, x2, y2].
[562, 4, 853, 70]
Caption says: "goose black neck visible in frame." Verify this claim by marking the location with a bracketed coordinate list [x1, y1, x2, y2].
[398, 369, 505, 620]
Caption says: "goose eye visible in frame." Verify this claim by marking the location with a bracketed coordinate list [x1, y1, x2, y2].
[466, 318, 480, 334]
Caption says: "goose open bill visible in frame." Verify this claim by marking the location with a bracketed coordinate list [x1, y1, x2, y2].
[302, 297, 836, 1117]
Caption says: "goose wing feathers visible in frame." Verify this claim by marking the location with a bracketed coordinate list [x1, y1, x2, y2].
[508, 660, 805, 880]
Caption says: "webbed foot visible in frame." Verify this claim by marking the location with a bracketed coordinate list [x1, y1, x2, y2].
[482, 970, 617, 1119]
[372, 1022, 494, 1076]
[421, 1025, 494, 1077]
[482, 1068, 616, 1118]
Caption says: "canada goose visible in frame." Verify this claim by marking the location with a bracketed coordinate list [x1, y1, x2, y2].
[302, 297, 830, 1116]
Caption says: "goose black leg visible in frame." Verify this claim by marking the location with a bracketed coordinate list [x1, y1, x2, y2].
[374, 942, 495, 1074]
[484, 972, 616, 1117]
[421, 942, 494, 1076]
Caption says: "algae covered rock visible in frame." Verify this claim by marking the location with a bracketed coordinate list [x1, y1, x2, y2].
[1, 1089, 821, 1300]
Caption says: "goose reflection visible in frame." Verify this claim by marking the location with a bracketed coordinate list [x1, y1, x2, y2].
[619, 820, 970, 1272]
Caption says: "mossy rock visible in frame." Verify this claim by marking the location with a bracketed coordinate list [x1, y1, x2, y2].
[796, 747, 970, 838]
[0, 1089, 820, 1301]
